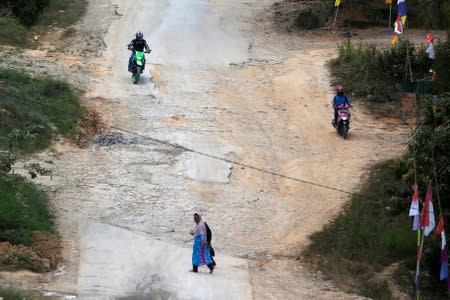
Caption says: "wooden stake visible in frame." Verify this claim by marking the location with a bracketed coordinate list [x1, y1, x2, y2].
[415, 229, 424, 300]
[389, 2, 392, 31]
[332, 7, 339, 33]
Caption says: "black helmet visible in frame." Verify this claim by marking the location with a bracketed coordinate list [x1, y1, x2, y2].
[135, 31, 144, 40]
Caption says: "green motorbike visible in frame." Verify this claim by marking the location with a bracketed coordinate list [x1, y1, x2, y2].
[129, 49, 151, 84]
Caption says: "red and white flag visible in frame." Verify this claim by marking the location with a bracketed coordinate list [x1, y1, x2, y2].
[420, 184, 435, 236]
[409, 184, 419, 216]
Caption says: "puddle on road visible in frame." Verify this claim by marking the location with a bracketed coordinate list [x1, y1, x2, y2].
[39, 291, 77, 299]
[117, 274, 178, 300]
[173, 133, 235, 184]
[183, 156, 232, 184]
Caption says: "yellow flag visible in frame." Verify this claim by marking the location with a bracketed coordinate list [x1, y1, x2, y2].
[390, 35, 398, 45]
[385, 0, 392, 4]
[335, 0, 341, 7]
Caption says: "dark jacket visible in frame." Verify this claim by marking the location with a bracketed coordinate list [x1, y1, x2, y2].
[128, 38, 150, 52]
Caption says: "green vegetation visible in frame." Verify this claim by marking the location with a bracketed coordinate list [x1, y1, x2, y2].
[37, 0, 88, 28]
[0, 0, 87, 29]
[0, 18, 32, 48]
[0, 68, 85, 154]
[0, 174, 55, 246]
[306, 94, 450, 299]
[407, 95, 450, 212]
[305, 160, 415, 299]
[0, 68, 84, 248]
[330, 40, 430, 102]
[2, 0, 50, 28]
[0, 0, 88, 48]
[434, 41, 450, 93]
[311, 3, 450, 293]
[61, 27, 77, 39]
[0, 282, 33, 300]
[418, 0, 450, 33]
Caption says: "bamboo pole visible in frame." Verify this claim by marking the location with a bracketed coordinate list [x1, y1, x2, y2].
[389, 2, 392, 31]
[415, 229, 423, 300]
[332, 7, 339, 33]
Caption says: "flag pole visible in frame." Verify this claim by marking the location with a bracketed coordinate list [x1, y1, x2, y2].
[388, 2, 392, 31]
[415, 229, 424, 300]
[332, 6, 339, 33]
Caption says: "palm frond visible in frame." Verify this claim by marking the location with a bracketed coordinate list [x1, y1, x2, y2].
[417, 0, 447, 29]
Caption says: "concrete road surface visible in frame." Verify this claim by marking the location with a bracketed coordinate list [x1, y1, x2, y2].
[77, 223, 252, 299]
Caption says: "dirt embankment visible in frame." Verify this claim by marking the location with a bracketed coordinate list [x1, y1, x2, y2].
[273, 0, 330, 31]
[0, 232, 61, 273]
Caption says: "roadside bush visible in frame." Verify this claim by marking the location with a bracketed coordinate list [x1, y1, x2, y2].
[0, 68, 82, 249]
[0, 17, 31, 47]
[407, 94, 450, 214]
[5, 0, 50, 28]
[306, 160, 424, 298]
[0, 0, 87, 47]
[434, 41, 450, 93]
[294, 9, 320, 29]
[307, 94, 450, 298]
[330, 40, 428, 102]
[0, 282, 33, 300]
[0, 175, 55, 246]
[273, 0, 330, 30]
[0, 68, 85, 154]
[37, 0, 88, 28]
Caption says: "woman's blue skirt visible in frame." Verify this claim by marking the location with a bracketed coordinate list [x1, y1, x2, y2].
[192, 235, 213, 266]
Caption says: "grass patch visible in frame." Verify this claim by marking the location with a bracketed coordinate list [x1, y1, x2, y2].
[0, 0, 87, 48]
[330, 40, 428, 102]
[37, 0, 88, 28]
[0, 17, 33, 48]
[0, 282, 33, 300]
[0, 68, 83, 259]
[0, 68, 85, 154]
[305, 158, 450, 299]
[305, 160, 415, 299]
[61, 27, 77, 39]
[0, 175, 55, 246]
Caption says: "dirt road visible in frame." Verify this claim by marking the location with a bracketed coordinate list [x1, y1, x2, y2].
[17, 0, 409, 298]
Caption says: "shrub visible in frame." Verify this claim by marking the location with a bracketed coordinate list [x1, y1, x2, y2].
[0, 282, 33, 300]
[0, 68, 82, 248]
[10, 0, 49, 28]
[330, 40, 429, 102]
[0, 175, 55, 246]
[0, 17, 30, 47]
[294, 9, 320, 29]
[434, 41, 450, 93]
[0, 68, 85, 154]
[305, 161, 417, 298]
[36, 0, 88, 28]
[307, 94, 450, 298]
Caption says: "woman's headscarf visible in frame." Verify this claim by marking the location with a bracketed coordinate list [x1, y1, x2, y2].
[193, 213, 206, 237]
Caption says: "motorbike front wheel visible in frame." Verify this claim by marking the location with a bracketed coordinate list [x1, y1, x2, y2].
[340, 123, 349, 139]
[132, 66, 141, 84]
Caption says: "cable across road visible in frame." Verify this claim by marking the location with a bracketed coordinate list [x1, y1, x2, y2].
[106, 124, 353, 195]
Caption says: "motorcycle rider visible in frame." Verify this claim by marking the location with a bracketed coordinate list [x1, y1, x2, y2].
[332, 85, 351, 126]
[127, 31, 151, 72]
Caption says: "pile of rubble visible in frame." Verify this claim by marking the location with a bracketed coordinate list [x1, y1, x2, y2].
[91, 131, 140, 146]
